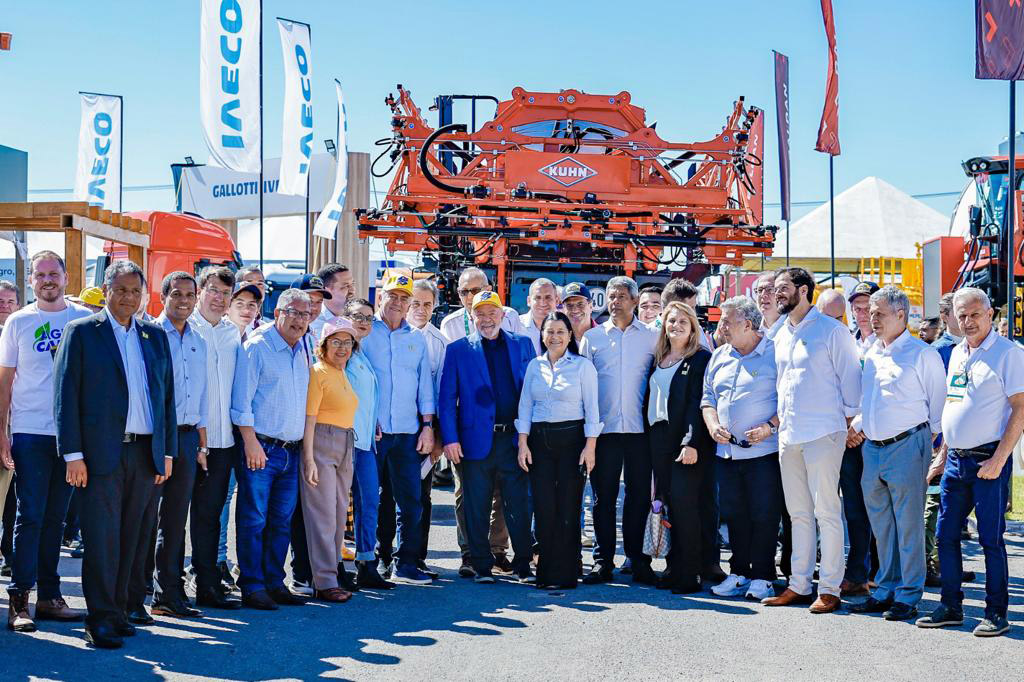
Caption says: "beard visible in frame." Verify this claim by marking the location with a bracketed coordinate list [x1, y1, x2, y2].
[776, 293, 799, 316]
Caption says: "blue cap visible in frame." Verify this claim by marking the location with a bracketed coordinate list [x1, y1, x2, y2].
[562, 282, 591, 300]
[290, 274, 333, 299]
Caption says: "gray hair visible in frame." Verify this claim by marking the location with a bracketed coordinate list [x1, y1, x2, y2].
[458, 267, 488, 287]
[720, 295, 762, 329]
[870, 285, 910, 321]
[528, 277, 557, 296]
[605, 276, 639, 299]
[952, 286, 991, 311]
[0, 280, 19, 304]
[103, 261, 146, 288]
[235, 264, 263, 283]
[938, 292, 956, 316]
[412, 277, 439, 305]
[276, 288, 311, 310]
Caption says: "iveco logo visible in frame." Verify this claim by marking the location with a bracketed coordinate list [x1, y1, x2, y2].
[538, 157, 597, 187]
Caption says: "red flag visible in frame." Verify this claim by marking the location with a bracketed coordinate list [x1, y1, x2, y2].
[815, 0, 840, 156]
[976, 0, 1024, 80]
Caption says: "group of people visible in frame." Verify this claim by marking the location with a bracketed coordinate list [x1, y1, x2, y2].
[0, 252, 1020, 650]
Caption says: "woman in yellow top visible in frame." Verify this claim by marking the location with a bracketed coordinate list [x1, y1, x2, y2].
[302, 319, 360, 603]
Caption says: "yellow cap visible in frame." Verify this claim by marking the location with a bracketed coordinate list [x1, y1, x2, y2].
[79, 286, 105, 307]
[382, 274, 413, 295]
[471, 290, 503, 310]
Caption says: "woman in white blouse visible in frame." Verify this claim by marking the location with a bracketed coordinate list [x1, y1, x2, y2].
[517, 312, 602, 589]
[646, 302, 714, 594]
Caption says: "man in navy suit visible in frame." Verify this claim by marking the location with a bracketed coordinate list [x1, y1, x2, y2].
[54, 261, 177, 649]
[439, 291, 535, 583]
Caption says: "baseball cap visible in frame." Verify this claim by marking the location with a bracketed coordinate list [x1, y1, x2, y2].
[79, 286, 105, 307]
[382, 274, 413, 295]
[291, 274, 333, 299]
[847, 281, 880, 303]
[471, 290, 503, 311]
[321, 317, 357, 342]
[562, 282, 591, 301]
[231, 282, 263, 300]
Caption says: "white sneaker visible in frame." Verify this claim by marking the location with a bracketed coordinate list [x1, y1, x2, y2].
[291, 579, 314, 596]
[745, 579, 774, 601]
[711, 574, 750, 597]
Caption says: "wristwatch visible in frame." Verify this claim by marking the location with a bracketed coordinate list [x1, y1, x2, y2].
[767, 423, 778, 435]
[421, 419, 433, 428]
[198, 446, 210, 455]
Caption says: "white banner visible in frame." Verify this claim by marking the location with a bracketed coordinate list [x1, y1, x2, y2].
[200, 0, 261, 172]
[277, 19, 313, 196]
[73, 93, 122, 212]
[313, 80, 348, 239]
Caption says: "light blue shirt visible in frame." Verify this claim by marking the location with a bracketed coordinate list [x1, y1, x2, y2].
[106, 309, 154, 435]
[413, 322, 448, 405]
[516, 351, 603, 438]
[346, 348, 379, 450]
[701, 335, 779, 460]
[363, 318, 435, 434]
[157, 314, 209, 428]
[230, 324, 310, 442]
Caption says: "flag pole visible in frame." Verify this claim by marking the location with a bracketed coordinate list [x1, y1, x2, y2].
[119, 96, 124, 212]
[304, 21, 311, 274]
[258, 0, 264, 269]
[785, 219, 790, 266]
[829, 155, 836, 285]
[1007, 80, 1017, 341]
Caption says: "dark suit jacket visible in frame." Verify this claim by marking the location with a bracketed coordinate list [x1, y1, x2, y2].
[645, 347, 714, 453]
[54, 311, 178, 476]
[438, 330, 535, 460]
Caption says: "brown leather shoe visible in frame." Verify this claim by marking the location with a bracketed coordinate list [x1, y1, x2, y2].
[314, 587, 352, 603]
[840, 580, 870, 597]
[7, 591, 37, 632]
[809, 594, 842, 614]
[761, 588, 814, 607]
[35, 596, 86, 622]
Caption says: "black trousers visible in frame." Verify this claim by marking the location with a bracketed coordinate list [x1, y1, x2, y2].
[189, 445, 235, 592]
[151, 429, 199, 602]
[529, 421, 586, 588]
[63, 488, 82, 543]
[700, 452, 721, 573]
[650, 422, 708, 585]
[80, 440, 158, 627]
[591, 432, 652, 568]
[290, 487, 313, 583]
[717, 453, 783, 581]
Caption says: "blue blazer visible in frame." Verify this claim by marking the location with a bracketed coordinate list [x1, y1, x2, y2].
[439, 331, 534, 460]
[54, 312, 178, 476]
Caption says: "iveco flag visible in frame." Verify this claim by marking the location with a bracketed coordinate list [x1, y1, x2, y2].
[200, 0, 261, 172]
[73, 92, 122, 212]
[277, 18, 313, 196]
[313, 80, 349, 239]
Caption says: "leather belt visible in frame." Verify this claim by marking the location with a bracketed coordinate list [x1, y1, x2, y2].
[256, 433, 302, 450]
[122, 433, 152, 443]
[493, 423, 516, 433]
[178, 424, 197, 433]
[867, 422, 928, 448]
[950, 440, 1000, 461]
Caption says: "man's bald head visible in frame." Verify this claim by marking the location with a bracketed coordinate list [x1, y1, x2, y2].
[816, 288, 847, 322]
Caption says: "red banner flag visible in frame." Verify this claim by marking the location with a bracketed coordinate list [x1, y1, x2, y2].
[815, 0, 840, 156]
[976, 0, 1024, 80]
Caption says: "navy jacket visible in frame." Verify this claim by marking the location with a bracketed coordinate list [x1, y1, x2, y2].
[54, 311, 178, 476]
[439, 330, 535, 460]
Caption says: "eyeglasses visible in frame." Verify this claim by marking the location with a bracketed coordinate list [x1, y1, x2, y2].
[753, 285, 775, 295]
[282, 309, 312, 320]
[326, 338, 354, 349]
[458, 287, 484, 298]
[346, 313, 373, 323]
[203, 286, 231, 299]
[728, 435, 752, 449]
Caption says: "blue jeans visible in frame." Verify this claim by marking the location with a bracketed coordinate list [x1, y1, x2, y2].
[234, 442, 300, 596]
[218, 469, 237, 564]
[937, 452, 1013, 618]
[840, 444, 872, 584]
[10, 434, 73, 599]
[351, 447, 379, 562]
[375, 433, 422, 569]
[861, 429, 929, 606]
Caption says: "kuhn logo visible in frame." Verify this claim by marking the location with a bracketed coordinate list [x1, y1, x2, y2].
[538, 157, 597, 187]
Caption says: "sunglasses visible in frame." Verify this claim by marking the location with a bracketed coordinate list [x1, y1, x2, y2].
[728, 435, 752, 449]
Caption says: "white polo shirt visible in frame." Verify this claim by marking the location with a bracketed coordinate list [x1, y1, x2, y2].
[440, 306, 523, 342]
[942, 329, 1024, 449]
[860, 330, 946, 441]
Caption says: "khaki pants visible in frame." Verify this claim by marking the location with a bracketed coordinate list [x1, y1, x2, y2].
[0, 467, 11, 521]
[301, 424, 354, 590]
[780, 431, 847, 597]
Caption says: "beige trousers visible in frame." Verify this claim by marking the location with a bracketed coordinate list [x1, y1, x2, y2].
[302, 423, 355, 590]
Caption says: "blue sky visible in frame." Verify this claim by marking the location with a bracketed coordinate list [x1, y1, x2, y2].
[0, 0, 1016, 257]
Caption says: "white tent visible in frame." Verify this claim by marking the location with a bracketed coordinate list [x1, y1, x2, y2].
[773, 176, 949, 260]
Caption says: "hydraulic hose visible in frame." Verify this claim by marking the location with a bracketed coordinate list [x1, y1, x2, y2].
[419, 123, 468, 194]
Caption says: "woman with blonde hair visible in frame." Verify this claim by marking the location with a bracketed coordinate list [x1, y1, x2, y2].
[645, 302, 714, 593]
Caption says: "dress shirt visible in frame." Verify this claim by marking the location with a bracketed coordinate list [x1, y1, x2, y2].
[189, 311, 240, 448]
[855, 329, 877, 359]
[774, 306, 862, 444]
[309, 306, 339, 340]
[252, 319, 316, 368]
[581, 318, 657, 434]
[412, 321, 448, 403]
[440, 305, 523, 342]
[230, 325, 310, 442]
[519, 312, 543, 355]
[363, 318, 435, 434]
[932, 330, 962, 371]
[942, 329, 1024, 449]
[860, 330, 946, 441]
[515, 351, 603, 438]
[701, 335, 779, 459]
[760, 314, 787, 340]
[157, 314, 209, 428]
[108, 309, 154, 435]
[346, 348, 379, 450]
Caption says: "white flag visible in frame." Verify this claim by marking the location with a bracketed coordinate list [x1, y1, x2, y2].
[313, 81, 349, 239]
[200, 0, 261, 172]
[277, 19, 313, 196]
[73, 93, 122, 212]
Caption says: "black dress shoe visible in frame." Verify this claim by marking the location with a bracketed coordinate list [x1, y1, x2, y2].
[415, 561, 440, 579]
[925, 571, 942, 588]
[267, 586, 307, 606]
[126, 607, 154, 625]
[85, 622, 124, 649]
[112, 618, 136, 637]
[337, 566, 361, 593]
[151, 598, 203, 618]
[196, 586, 242, 610]
[702, 565, 728, 584]
[581, 567, 613, 585]
[850, 597, 893, 614]
[671, 580, 703, 595]
[884, 602, 918, 621]
[631, 563, 659, 586]
[242, 590, 279, 610]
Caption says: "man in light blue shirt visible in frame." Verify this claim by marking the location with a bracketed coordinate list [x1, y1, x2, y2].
[362, 275, 435, 585]
[230, 289, 312, 609]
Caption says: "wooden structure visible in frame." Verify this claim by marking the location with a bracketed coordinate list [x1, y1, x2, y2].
[310, 152, 371, 298]
[0, 201, 151, 295]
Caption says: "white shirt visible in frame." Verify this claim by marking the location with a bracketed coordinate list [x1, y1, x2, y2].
[860, 330, 946, 441]
[189, 310, 240, 448]
[760, 314, 787, 340]
[774, 306, 862, 444]
[440, 306, 523, 342]
[580, 318, 657, 434]
[942, 329, 1024, 449]
[515, 352, 603, 438]
[412, 322, 448, 403]
[647, 361, 678, 426]
[519, 312, 543, 355]
[310, 307, 337, 340]
[0, 302, 92, 435]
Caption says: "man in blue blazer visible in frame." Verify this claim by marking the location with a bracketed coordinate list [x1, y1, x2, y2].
[54, 261, 177, 649]
[440, 291, 535, 583]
